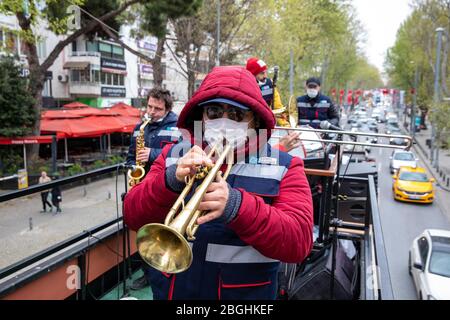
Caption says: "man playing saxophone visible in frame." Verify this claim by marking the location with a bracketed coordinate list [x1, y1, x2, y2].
[126, 88, 179, 181]
[125, 87, 179, 289]
[124, 66, 313, 300]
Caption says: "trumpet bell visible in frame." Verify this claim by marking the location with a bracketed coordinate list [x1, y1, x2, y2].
[136, 223, 193, 274]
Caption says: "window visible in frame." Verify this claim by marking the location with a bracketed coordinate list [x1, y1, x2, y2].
[99, 42, 112, 58]
[418, 237, 429, 264]
[71, 70, 80, 82]
[119, 74, 124, 86]
[72, 41, 77, 53]
[93, 70, 100, 83]
[101, 72, 106, 84]
[86, 41, 98, 53]
[113, 74, 119, 86]
[5, 31, 19, 55]
[37, 39, 47, 58]
[112, 45, 124, 60]
[162, 63, 166, 80]
[393, 153, 414, 161]
[429, 250, 450, 277]
[399, 172, 428, 182]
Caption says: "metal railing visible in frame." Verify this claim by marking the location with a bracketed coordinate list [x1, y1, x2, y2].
[366, 175, 394, 300]
[0, 164, 131, 299]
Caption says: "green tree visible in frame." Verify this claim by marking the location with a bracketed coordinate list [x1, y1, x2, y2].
[0, 56, 36, 137]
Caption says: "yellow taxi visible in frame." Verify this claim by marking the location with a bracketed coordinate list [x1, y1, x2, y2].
[392, 166, 435, 203]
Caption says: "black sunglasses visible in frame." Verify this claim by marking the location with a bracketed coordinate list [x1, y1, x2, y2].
[203, 104, 251, 123]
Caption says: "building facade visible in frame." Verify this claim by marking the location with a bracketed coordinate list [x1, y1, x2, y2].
[0, 13, 192, 109]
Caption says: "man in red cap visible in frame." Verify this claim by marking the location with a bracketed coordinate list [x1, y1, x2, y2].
[246, 57, 289, 127]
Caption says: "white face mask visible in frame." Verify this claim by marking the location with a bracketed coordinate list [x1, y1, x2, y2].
[204, 118, 249, 151]
[307, 89, 319, 98]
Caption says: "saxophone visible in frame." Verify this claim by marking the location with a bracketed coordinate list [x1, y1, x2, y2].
[128, 115, 152, 188]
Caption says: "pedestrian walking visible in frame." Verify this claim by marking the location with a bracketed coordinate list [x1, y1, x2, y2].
[38, 171, 52, 213]
[50, 176, 62, 214]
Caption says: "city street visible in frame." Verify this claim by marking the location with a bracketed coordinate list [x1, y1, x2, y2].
[372, 136, 450, 299]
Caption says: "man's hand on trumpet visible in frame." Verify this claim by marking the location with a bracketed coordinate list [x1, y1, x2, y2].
[175, 145, 213, 182]
[197, 173, 229, 225]
[279, 131, 301, 152]
[175, 145, 232, 225]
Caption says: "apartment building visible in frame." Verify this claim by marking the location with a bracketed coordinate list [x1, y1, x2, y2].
[0, 13, 192, 109]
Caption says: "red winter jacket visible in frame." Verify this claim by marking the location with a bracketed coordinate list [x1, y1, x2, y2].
[124, 66, 313, 263]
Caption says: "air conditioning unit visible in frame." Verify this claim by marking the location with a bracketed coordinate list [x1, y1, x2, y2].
[58, 75, 69, 83]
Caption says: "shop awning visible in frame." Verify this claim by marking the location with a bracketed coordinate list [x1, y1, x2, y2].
[0, 136, 55, 145]
[63, 61, 90, 69]
[101, 67, 127, 75]
[63, 102, 90, 109]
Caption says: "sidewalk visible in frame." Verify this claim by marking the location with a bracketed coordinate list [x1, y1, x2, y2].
[403, 120, 450, 216]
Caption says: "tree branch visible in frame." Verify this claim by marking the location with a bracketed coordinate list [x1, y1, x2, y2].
[164, 40, 188, 76]
[99, 23, 155, 64]
[40, 0, 141, 71]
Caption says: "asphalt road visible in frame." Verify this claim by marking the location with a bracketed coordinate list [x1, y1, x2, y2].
[363, 125, 450, 299]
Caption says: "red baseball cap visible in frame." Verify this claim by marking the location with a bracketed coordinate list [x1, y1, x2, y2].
[246, 57, 267, 76]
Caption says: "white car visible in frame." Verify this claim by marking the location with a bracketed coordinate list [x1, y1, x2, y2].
[389, 150, 418, 173]
[409, 229, 450, 300]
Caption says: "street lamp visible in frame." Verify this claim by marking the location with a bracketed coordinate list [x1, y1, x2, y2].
[431, 27, 445, 169]
[409, 60, 419, 139]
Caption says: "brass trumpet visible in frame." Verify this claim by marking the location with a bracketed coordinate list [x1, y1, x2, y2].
[136, 143, 233, 274]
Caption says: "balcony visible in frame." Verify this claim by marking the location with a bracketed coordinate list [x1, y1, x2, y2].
[64, 51, 101, 69]
[69, 81, 101, 97]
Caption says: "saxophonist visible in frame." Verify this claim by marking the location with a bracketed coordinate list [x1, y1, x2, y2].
[124, 67, 313, 300]
[125, 87, 179, 290]
[126, 88, 180, 178]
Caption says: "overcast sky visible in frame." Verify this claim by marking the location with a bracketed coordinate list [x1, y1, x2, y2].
[353, 0, 413, 74]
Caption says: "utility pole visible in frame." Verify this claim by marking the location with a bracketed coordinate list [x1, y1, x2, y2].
[216, 0, 221, 67]
[289, 49, 294, 96]
[431, 27, 444, 168]
[411, 67, 419, 140]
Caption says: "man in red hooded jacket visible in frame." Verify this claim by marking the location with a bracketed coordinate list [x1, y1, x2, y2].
[124, 66, 313, 300]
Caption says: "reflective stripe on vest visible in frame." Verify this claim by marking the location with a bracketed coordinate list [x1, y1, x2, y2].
[165, 157, 178, 167]
[230, 163, 287, 181]
[157, 129, 182, 139]
[261, 87, 273, 96]
[297, 102, 330, 109]
[205, 244, 278, 264]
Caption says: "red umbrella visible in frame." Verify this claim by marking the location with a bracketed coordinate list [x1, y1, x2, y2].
[109, 102, 141, 117]
[63, 101, 90, 109]
[41, 110, 84, 119]
[41, 117, 121, 138]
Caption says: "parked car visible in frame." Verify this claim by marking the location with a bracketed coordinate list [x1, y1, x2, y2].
[392, 166, 435, 203]
[389, 150, 418, 173]
[409, 229, 450, 300]
[386, 124, 400, 135]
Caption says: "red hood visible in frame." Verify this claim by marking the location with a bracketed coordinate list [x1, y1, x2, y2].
[177, 66, 275, 138]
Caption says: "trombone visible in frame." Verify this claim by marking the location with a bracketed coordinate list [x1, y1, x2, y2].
[274, 126, 413, 151]
[136, 143, 233, 274]
[275, 95, 412, 150]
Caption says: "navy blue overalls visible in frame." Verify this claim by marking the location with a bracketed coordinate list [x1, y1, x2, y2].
[296, 94, 332, 129]
[146, 143, 293, 300]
